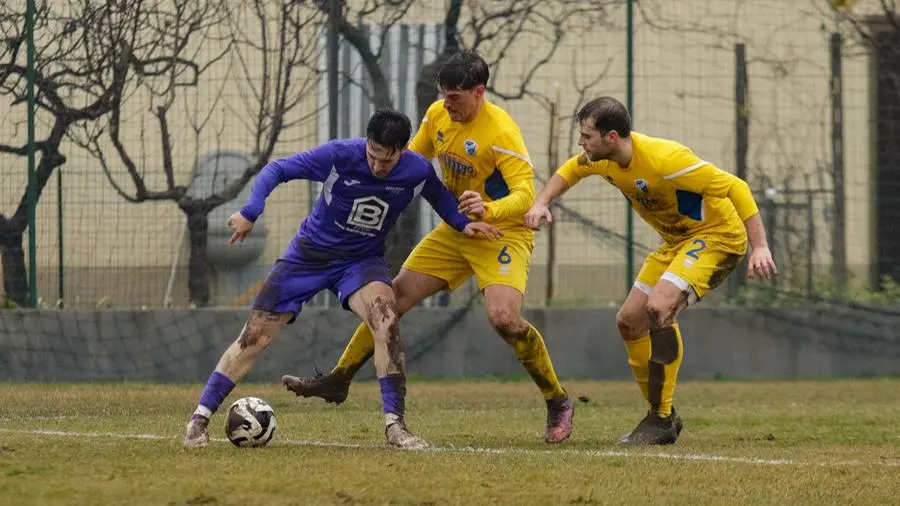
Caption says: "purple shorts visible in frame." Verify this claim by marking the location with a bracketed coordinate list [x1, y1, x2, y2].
[252, 257, 392, 323]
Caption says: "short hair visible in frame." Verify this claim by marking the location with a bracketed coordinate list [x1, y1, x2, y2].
[366, 109, 412, 151]
[577, 97, 631, 137]
[436, 50, 490, 90]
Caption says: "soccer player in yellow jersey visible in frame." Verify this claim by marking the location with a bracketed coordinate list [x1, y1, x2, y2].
[526, 97, 777, 445]
[283, 51, 575, 444]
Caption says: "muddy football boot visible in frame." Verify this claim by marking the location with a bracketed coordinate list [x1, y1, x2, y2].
[616, 409, 681, 446]
[281, 369, 351, 405]
[183, 415, 210, 448]
[545, 396, 575, 444]
[385, 422, 431, 450]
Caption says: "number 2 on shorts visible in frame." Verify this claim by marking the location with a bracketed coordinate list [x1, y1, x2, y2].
[685, 238, 707, 259]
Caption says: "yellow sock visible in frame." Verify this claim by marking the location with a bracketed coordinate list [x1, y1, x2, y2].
[647, 323, 683, 417]
[332, 322, 375, 379]
[624, 336, 651, 407]
[513, 323, 567, 400]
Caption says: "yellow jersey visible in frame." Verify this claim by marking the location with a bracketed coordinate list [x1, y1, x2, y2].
[410, 99, 535, 233]
[556, 132, 757, 245]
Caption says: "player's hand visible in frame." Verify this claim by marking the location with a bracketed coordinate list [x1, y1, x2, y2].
[458, 190, 486, 219]
[463, 222, 502, 241]
[524, 204, 553, 230]
[746, 246, 777, 281]
[227, 212, 254, 245]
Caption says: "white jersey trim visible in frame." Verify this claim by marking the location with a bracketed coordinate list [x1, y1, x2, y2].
[492, 145, 533, 167]
[662, 160, 708, 180]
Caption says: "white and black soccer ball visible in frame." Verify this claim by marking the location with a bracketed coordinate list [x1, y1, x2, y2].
[224, 396, 277, 447]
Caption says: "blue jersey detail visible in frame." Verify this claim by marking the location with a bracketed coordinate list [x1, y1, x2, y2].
[675, 190, 704, 221]
[484, 168, 510, 201]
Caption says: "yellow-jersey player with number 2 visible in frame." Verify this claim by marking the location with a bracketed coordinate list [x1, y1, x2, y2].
[282, 51, 575, 445]
[526, 96, 777, 446]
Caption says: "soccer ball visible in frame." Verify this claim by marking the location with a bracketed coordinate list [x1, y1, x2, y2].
[224, 397, 277, 447]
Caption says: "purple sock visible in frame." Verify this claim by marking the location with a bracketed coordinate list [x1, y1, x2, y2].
[196, 371, 235, 417]
[378, 373, 406, 421]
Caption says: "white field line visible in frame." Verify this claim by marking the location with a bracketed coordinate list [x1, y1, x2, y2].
[2, 428, 898, 468]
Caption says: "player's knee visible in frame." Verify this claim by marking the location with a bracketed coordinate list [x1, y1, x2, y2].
[366, 295, 399, 339]
[616, 308, 646, 340]
[487, 306, 527, 341]
[645, 297, 678, 329]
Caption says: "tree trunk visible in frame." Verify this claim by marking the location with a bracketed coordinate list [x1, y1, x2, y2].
[0, 122, 69, 308]
[186, 210, 212, 307]
[0, 223, 28, 307]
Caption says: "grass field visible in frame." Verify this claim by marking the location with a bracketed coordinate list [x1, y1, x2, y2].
[0, 379, 898, 505]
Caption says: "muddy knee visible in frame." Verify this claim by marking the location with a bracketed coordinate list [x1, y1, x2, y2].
[645, 297, 680, 330]
[487, 306, 528, 343]
[616, 308, 647, 340]
[366, 295, 399, 340]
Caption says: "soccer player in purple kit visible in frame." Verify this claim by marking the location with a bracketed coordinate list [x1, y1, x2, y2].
[183, 109, 500, 450]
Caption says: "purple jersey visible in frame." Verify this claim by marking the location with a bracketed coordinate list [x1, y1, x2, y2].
[241, 138, 471, 262]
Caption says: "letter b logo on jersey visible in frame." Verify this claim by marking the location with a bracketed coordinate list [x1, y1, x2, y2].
[348, 196, 389, 231]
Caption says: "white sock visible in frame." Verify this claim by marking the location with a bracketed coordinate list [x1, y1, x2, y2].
[385, 412, 401, 426]
[193, 405, 212, 419]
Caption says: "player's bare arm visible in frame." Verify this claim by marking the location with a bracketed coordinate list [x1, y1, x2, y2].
[525, 174, 572, 230]
[744, 214, 777, 281]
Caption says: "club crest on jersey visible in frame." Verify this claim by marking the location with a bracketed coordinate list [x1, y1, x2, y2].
[635, 179, 649, 193]
[464, 139, 477, 156]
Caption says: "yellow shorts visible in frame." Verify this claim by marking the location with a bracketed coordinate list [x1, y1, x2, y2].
[402, 222, 534, 294]
[635, 234, 747, 304]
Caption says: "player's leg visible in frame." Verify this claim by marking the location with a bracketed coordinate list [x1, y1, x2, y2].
[280, 268, 448, 404]
[282, 225, 472, 402]
[331, 267, 449, 379]
[616, 286, 652, 404]
[617, 246, 673, 409]
[345, 278, 429, 450]
[615, 278, 689, 446]
[482, 284, 574, 443]
[618, 237, 744, 445]
[184, 261, 316, 448]
[646, 239, 743, 419]
[467, 233, 573, 443]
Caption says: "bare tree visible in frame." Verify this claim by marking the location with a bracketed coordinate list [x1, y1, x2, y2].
[322, 0, 608, 274]
[0, 1, 138, 306]
[77, 0, 323, 306]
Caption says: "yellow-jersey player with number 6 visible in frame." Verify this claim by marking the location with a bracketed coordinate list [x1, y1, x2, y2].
[282, 51, 575, 445]
[526, 96, 777, 446]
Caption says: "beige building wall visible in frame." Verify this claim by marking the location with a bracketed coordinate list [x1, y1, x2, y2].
[0, 0, 877, 308]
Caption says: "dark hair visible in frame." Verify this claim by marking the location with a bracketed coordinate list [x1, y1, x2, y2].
[577, 97, 631, 137]
[366, 109, 412, 150]
[436, 50, 490, 90]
